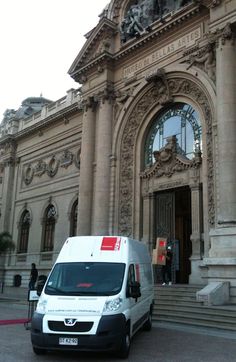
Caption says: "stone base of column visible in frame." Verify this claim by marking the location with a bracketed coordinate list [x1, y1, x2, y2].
[209, 227, 236, 258]
[189, 258, 206, 285]
[203, 257, 236, 288]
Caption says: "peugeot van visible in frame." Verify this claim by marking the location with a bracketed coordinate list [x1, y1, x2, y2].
[31, 236, 154, 358]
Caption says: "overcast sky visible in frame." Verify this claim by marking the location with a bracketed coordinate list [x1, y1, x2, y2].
[0, 0, 109, 119]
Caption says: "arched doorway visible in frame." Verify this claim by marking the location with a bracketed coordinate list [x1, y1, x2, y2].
[155, 186, 192, 284]
[117, 74, 214, 284]
[141, 102, 202, 284]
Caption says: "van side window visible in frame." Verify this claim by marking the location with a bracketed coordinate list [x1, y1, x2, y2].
[126, 264, 135, 297]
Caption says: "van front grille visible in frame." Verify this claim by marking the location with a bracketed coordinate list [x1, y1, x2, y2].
[48, 321, 93, 332]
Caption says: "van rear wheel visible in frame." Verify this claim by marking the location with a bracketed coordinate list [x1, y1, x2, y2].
[117, 328, 130, 359]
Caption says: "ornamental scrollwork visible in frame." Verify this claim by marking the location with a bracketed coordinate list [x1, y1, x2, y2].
[140, 136, 202, 179]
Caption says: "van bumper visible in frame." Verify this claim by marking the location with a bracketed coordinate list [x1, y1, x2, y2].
[31, 312, 126, 352]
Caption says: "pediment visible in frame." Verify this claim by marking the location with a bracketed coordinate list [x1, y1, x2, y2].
[68, 17, 117, 81]
[140, 136, 202, 179]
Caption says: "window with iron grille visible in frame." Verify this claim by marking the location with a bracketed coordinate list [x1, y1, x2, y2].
[42, 204, 56, 252]
[70, 199, 78, 237]
[144, 103, 202, 167]
[18, 210, 30, 253]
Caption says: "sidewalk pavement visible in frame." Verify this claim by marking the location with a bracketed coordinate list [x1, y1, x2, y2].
[0, 286, 29, 303]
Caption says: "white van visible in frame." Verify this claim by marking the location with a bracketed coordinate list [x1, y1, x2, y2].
[31, 236, 154, 358]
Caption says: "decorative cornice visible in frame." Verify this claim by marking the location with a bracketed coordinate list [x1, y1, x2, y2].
[71, 52, 114, 83]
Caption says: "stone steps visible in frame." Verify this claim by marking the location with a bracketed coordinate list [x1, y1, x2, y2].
[153, 284, 236, 332]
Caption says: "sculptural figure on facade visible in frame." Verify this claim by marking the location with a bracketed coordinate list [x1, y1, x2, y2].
[2, 109, 16, 123]
[120, 0, 157, 42]
[120, 0, 193, 43]
[187, 42, 216, 82]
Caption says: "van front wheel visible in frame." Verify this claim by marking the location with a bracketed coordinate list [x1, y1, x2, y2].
[143, 311, 152, 331]
[33, 347, 46, 355]
[117, 329, 130, 359]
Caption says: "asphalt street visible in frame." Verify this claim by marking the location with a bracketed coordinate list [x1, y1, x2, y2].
[1, 298, 236, 362]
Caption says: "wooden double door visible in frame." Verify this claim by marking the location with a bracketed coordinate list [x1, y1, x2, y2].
[155, 187, 192, 284]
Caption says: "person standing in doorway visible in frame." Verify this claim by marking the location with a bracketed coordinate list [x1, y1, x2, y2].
[162, 246, 173, 285]
[29, 263, 38, 290]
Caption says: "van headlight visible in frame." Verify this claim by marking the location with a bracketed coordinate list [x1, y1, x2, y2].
[103, 297, 123, 313]
[36, 298, 47, 314]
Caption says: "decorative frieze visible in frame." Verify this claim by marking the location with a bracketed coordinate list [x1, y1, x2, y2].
[23, 148, 80, 185]
[122, 27, 201, 79]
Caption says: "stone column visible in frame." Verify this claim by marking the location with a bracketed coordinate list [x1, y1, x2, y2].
[142, 192, 155, 254]
[77, 97, 97, 235]
[0, 160, 15, 231]
[93, 91, 113, 235]
[189, 184, 203, 284]
[0, 141, 17, 232]
[209, 26, 236, 259]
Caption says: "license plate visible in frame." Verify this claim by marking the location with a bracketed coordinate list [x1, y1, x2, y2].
[59, 337, 78, 346]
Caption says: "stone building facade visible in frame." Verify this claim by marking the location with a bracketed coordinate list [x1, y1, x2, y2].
[0, 0, 236, 301]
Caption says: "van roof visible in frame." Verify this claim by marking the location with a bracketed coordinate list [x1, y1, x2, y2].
[56, 236, 151, 264]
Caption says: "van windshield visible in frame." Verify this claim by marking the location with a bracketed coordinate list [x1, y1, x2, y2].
[45, 262, 126, 296]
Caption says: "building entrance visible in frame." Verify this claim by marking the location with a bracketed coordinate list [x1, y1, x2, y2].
[155, 187, 191, 284]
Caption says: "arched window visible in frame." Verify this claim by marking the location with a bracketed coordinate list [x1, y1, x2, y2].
[42, 204, 56, 252]
[144, 102, 202, 166]
[70, 199, 78, 237]
[18, 210, 30, 253]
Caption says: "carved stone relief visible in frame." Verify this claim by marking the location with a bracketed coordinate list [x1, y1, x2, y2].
[34, 160, 47, 177]
[47, 155, 59, 178]
[114, 86, 135, 121]
[23, 148, 80, 185]
[140, 135, 202, 179]
[184, 42, 216, 83]
[119, 77, 214, 236]
[60, 150, 74, 169]
[120, 0, 193, 43]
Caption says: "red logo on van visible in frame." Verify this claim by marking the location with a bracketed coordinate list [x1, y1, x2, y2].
[101, 237, 121, 251]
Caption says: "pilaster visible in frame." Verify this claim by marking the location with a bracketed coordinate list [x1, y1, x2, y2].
[189, 184, 204, 284]
[0, 140, 17, 232]
[142, 192, 155, 254]
[77, 97, 97, 235]
[93, 87, 114, 235]
[207, 24, 236, 284]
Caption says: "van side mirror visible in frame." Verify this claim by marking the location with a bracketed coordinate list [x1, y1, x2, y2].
[36, 276, 47, 296]
[129, 281, 141, 299]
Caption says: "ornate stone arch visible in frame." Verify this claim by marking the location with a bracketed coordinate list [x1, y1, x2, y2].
[40, 199, 59, 225]
[118, 74, 215, 236]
